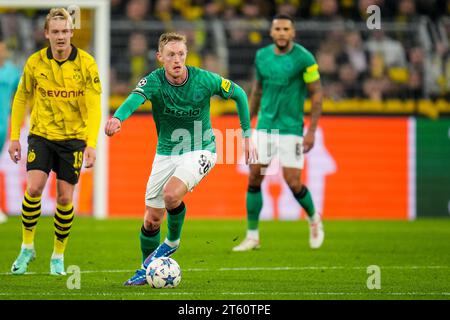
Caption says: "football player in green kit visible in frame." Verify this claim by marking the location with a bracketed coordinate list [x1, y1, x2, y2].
[105, 32, 257, 285]
[233, 14, 325, 252]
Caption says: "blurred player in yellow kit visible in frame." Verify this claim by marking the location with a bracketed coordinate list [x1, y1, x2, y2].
[8, 8, 102, 275]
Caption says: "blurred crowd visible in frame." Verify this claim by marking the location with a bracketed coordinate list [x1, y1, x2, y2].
[108, 0, 450, 100]
[109, 0, 449, 21]
[1, 0, 449, 100]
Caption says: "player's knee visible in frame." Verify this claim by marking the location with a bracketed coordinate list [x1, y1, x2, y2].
[57, 194, 72, 206]
[248, 171, 264, 187]
[287, 180, 302, 194]
[27, 186, 43, 198]
[143, 218, 161, 231]
[163, 189, 181, 209]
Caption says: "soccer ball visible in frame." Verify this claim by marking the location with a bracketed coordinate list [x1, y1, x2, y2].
[145, 257, 182, 288]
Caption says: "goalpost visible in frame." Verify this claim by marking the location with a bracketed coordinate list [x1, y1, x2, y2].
[0, 0, 110, 219]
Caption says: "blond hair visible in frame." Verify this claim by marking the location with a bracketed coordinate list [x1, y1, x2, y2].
[158, 32, 187, 52]
[44, 8, 73, 30]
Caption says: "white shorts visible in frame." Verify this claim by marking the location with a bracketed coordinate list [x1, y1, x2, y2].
[145, 150, 217, 208]
[252, 129, 304, 169]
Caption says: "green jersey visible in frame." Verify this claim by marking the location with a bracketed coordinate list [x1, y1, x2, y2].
[255, 43, 320, 136]
[129, 66, 245, 155]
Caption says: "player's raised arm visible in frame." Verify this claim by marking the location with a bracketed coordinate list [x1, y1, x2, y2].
[212, 74, 258, 164]
[104, 88, 146, 137]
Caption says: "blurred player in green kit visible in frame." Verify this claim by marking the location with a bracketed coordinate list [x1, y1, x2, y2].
[233, 14, 325, 252]
[105, 32, 257, 285]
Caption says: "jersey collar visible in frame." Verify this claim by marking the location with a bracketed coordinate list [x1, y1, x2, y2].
[46, 45, 78, 65]
[165, 66, 189, 87]
[272, 42, 294, 56]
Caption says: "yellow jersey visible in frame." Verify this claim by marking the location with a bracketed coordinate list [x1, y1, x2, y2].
[10, 46, 102, 148]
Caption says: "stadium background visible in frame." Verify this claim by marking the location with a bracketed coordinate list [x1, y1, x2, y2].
[0, 0, 449, 220]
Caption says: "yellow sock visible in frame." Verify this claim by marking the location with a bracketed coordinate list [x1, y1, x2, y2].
[53, 203, 74, 255]
[21, 191, 42, 246]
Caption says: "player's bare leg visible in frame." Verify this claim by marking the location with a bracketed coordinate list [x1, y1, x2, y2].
[142, 177, 187, 260]
[125, 177, 188, 286]
[283, 167, 324, 249]
[163, 177, 187, 239]
[124, 206, 165, 286]
[233, 163, 266, 252]
[141, 206, 165, 262]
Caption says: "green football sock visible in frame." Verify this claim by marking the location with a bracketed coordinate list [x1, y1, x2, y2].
[167, 202, 186, 242]
[293, 186, 316, 219]
[140, 225, 160, 263]
[247, 186, 263, 230]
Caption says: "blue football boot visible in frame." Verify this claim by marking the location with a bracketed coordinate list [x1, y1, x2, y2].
[50, 258, 66, 275]
[11, 248, 36, 275]
[123, 268, 147, 286]
[143, 242, 178, 269]
[123, 242, 179, 286]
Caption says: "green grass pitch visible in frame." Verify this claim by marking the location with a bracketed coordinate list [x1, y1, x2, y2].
[0, 217, 449, 300]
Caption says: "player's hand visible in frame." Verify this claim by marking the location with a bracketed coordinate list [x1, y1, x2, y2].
[84, 146, 96, 168]
[105, 117, 122, 136]
[8, 140, 21, 164]
[303, 130, 315, 153]
[244, 137, 258, 165]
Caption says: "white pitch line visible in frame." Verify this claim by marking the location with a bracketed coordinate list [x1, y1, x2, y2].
[0, 265, 449, 276]
[0, 292, 448, 297]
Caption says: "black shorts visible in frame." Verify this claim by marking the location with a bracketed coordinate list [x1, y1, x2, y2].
[26, 134, 86, 185]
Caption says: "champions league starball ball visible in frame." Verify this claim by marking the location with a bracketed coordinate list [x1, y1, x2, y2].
[145, 257, 182, 288]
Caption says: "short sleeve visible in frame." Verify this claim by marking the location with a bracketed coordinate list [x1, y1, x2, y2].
[208, 71, 235, 99]
[132, 72, 158, 101]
